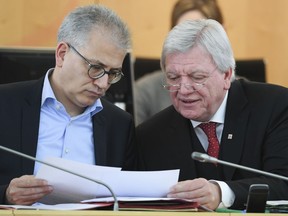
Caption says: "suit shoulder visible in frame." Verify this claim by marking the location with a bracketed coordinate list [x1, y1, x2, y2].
[237, 79, 286, 90]
[234, 79, 288, 101]
[137, 105, 180, 128]
[0, 80, 40, 99]
[135, 70, 163, 87]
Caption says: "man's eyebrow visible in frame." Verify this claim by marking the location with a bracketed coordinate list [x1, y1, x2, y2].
[87, 58, 102, 65]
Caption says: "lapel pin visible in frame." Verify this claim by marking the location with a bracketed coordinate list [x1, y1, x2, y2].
[228, 134, 233, 139]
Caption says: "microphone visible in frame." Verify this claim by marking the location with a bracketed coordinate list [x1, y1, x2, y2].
[191, 152, 288, 182]
[0, 145, 119, 211]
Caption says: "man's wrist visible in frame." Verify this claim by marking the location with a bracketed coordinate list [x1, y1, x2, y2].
[209, 180, 235, 208]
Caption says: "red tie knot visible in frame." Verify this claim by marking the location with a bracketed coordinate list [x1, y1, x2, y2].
[199, 122, 217, 136]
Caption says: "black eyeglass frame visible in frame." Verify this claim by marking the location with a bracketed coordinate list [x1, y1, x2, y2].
[67, 43, 124, 84]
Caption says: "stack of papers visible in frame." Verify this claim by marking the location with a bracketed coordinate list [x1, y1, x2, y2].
[0, 199, 199, 211]
[0, 203, 109, 211]
[0, 157, 204, 211]
[82, 197, 199, 211]
[35, 157, 180, 205]
[266, 200, 288, 213]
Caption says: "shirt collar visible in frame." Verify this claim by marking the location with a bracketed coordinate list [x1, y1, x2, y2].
[191, 91, 228, 128]
[41, 68, 103, 116]
[41, 68, 55, 106]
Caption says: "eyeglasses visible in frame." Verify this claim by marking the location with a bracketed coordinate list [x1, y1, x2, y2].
[67, 43, 124, 84]
[163, 67, 217, 92]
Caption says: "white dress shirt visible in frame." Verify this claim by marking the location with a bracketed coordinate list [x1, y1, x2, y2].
[191, 91, 235, 208]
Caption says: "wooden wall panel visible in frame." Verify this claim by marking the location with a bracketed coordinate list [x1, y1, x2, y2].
[0, 0, 94, 47]
[218, 0, 288, 86]
[0, 0, 288, 86]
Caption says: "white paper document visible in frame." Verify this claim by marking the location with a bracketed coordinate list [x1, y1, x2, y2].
[0, 203, 107, 210]
[267, 200, 288, 206]
[82, 196, 193, 203]
[36, 157, 179, 204]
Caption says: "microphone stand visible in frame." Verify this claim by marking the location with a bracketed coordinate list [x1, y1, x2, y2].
[191, 151, 288, 182]
[0, 145, 119, 211]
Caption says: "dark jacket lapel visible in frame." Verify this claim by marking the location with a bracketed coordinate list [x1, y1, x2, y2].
[220, 80, 250, 180]
[168, 107, 199, 180]
[21, 78, 44, 174]
[92, 108, 107, 165]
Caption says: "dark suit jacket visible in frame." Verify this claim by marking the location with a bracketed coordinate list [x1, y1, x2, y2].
[136, 79, 288, 210]
[0, 77, 136, 204]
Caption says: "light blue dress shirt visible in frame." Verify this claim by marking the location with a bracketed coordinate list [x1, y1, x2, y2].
[34, 69, 103, 174]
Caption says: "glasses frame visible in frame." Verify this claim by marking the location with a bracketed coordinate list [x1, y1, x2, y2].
[67, 43, 124, 84]
[163, 67, 218, 92]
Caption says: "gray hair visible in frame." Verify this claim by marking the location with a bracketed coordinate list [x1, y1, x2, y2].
[161, 19, 235, 81]
[57, 4, 131, 51]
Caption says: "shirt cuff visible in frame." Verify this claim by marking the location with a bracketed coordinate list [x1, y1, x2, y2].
[209, 180, 235, 208]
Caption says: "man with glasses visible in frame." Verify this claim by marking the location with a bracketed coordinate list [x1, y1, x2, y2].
[136, 19, 288, 210]
[67, 44, 124, 84]
[0, 5, 135, 205]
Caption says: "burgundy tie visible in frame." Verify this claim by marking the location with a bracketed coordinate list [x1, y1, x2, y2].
[199, 122, 219, 158]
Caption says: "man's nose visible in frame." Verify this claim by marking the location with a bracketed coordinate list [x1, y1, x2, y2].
[93, 74, 110, 88]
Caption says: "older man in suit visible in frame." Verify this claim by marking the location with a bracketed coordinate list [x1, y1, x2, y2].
[136, 19, 288, 210]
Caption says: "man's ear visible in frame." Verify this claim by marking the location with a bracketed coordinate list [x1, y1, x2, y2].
[55, 42, 69, 68]
[224, 68, 232, 90]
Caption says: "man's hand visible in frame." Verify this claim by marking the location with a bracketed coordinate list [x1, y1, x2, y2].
[167, 178, 221, 210]
[5, 175, 53, 205]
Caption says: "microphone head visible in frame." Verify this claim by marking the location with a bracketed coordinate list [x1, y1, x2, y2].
[191, 152, 217, 163]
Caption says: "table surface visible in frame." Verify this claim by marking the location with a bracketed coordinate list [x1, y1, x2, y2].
[0, 210, 283, 216]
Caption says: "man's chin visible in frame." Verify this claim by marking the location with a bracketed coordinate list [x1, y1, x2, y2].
[79, 98, 98, 108]
[179, 109, 201, 120]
